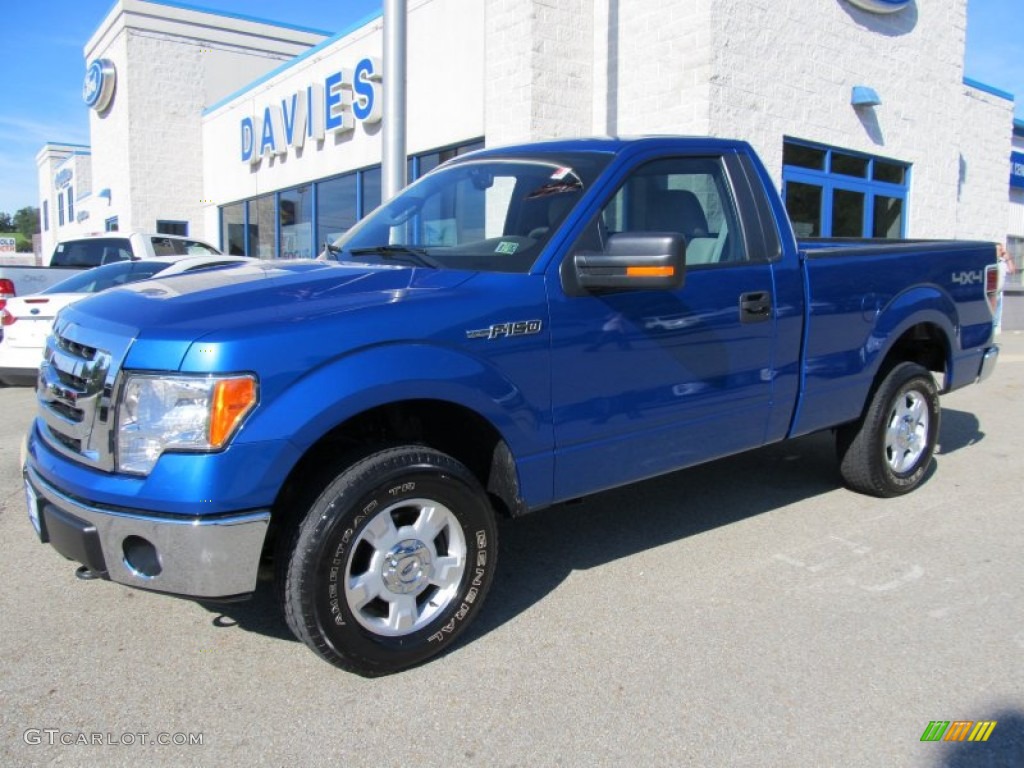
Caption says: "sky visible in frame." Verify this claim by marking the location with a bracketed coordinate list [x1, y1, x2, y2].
[0, 0, 1020, 218]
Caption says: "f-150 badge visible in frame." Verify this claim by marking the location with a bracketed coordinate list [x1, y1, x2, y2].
[466, 320, 543, 340]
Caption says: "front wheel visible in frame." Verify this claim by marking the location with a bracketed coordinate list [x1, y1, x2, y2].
[836, 362, 940, 498]
[280, 446, 498, 676]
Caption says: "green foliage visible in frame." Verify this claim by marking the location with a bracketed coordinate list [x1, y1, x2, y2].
[0, 231, 33, 252]
[13, 207, 39, 240]
[1, 207, 40, 252]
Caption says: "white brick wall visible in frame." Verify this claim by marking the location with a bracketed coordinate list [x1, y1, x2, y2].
[56, 0, 1013, 253]
[481, 0, 1012, 241]
[484, 0, 594, 146]
[955, 86, 1013, 242]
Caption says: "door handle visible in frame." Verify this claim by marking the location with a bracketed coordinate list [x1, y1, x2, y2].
[739, 291, 772, 323]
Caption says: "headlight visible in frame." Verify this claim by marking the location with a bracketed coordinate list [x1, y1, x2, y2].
[117, 374, 258, 475]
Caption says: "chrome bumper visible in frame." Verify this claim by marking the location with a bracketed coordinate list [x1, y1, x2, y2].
[977, 345, 999, 384]
[24, 466, 270, 600]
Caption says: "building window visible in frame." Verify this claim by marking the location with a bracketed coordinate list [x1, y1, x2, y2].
[68, 186, 74, 223]
[362, 167, 382, 215]
[782, 139, 909, 239]
[280, 187, 313, 258]
[58, 194, 65, 227]
[43, 201, 49, 232]
[249, 194, 277, 259]
[317, 174, 358, 248]
[220, 203, 245, 255]
[1008, 236, 1024, 289]
[217, 139, 484, 258]
[105, 216, 119, 232]
[157, 220, 189, 236]
[413, 140, 484, 180]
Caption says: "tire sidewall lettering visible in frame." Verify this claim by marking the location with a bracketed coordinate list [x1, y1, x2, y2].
[312, 465, 494, 663]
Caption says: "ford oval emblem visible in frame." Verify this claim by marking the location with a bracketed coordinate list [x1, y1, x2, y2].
[845, 0, 911, 13]
[30, 308, 40, 315]
[83, 59, 117, 112]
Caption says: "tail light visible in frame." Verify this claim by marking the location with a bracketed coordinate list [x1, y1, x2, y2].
[0, 278, 14, 298]
[985, 263, 999, 316]
[0, 304, 14, 326]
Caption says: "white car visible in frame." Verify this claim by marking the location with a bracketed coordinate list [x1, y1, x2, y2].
[0, 254, 250, 385]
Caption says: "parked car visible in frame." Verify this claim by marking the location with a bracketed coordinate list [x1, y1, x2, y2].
[0, 231, 221, 298]
[0, 254, 249, 384]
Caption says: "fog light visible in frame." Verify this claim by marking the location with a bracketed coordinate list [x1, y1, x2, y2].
[123, 536, 162, 578]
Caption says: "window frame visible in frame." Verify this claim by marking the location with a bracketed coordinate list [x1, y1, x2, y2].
[782, 138, 909, 239]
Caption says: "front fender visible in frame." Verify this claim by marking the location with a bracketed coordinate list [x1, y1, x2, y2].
[241, 342, 547, 450]
[228, 342, 553, 505]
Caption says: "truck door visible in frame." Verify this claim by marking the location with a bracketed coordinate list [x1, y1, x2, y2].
[547, 153, 780, 500]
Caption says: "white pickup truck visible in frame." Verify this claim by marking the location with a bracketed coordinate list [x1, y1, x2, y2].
[0, 232, 221, 298]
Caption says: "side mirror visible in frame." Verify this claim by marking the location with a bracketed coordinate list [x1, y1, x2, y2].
[574, 233, 686, 292]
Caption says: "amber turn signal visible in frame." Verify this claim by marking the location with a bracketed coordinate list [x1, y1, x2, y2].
[209, 377, 257, 447]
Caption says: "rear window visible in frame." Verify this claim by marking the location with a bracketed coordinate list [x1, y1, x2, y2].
[150, 237, 219, 256]
[50, 238, 132, 268]
[43, 260, 168, 294]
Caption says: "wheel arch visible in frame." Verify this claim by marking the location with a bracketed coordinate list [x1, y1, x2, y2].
[267, 398, 529, 561]
[871, 320, 951, 397]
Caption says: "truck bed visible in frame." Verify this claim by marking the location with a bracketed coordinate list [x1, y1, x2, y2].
[792, 238, 996, 437]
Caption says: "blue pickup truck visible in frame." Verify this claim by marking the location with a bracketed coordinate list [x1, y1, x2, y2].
[23, 137, 999, 675]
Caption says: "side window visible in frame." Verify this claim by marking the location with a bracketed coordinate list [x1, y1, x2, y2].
[150, 237, 179, 256]
[180, 240, 220, 255]
[598, 156, 746, 267]
[102, 245, 133, 264]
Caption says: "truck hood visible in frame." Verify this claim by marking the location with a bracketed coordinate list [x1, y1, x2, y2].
[59, 259, 477, 370]
[71, 259, 473, 328]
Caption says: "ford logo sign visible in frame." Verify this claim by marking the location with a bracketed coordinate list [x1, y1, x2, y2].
[83, 59, 117, 112]
[30, 309, 40, 315]
[54, 168, 73, 189]
[845, 0, 912, 13]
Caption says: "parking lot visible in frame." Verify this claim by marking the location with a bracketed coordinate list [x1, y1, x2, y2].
[1, 335, 1022, 767]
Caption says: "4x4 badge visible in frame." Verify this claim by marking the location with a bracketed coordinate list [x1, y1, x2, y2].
[466, 320, 543, 340]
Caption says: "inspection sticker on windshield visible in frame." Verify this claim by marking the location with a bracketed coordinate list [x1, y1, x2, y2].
[495, 241, 519, 255]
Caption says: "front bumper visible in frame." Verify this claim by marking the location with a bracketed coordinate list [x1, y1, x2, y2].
[24, 465, 270, 600]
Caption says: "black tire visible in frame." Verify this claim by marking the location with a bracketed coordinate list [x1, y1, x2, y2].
[837, 362, 940, 498]
[280, 446, 498, 676]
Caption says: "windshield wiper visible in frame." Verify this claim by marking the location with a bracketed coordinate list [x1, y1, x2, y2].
[349, 245, 443, 269]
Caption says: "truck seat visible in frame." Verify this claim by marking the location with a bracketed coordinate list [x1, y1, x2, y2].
[644, 189, 720, 265]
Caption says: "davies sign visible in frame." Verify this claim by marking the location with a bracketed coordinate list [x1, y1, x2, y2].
[241, 57, 382, 165]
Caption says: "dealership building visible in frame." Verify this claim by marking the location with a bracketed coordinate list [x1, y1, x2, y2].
[37, 0, 1022, 264]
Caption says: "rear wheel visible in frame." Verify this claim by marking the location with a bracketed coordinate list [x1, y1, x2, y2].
[837, 362, 940, 498]
[280, 446, 497, 676]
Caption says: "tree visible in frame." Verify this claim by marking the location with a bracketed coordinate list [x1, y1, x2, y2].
[13, 207, 39, 240]
[0, 211, 12, 231]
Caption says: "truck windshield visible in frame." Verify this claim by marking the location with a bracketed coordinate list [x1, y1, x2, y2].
[329, 152, 612, 273]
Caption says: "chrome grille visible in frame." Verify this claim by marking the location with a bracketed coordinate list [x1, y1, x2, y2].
[56, 335, 98, 361]
[36, 318, 127, 472]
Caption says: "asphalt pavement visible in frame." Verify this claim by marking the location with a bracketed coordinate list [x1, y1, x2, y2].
[1, 334, 1022, 767]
